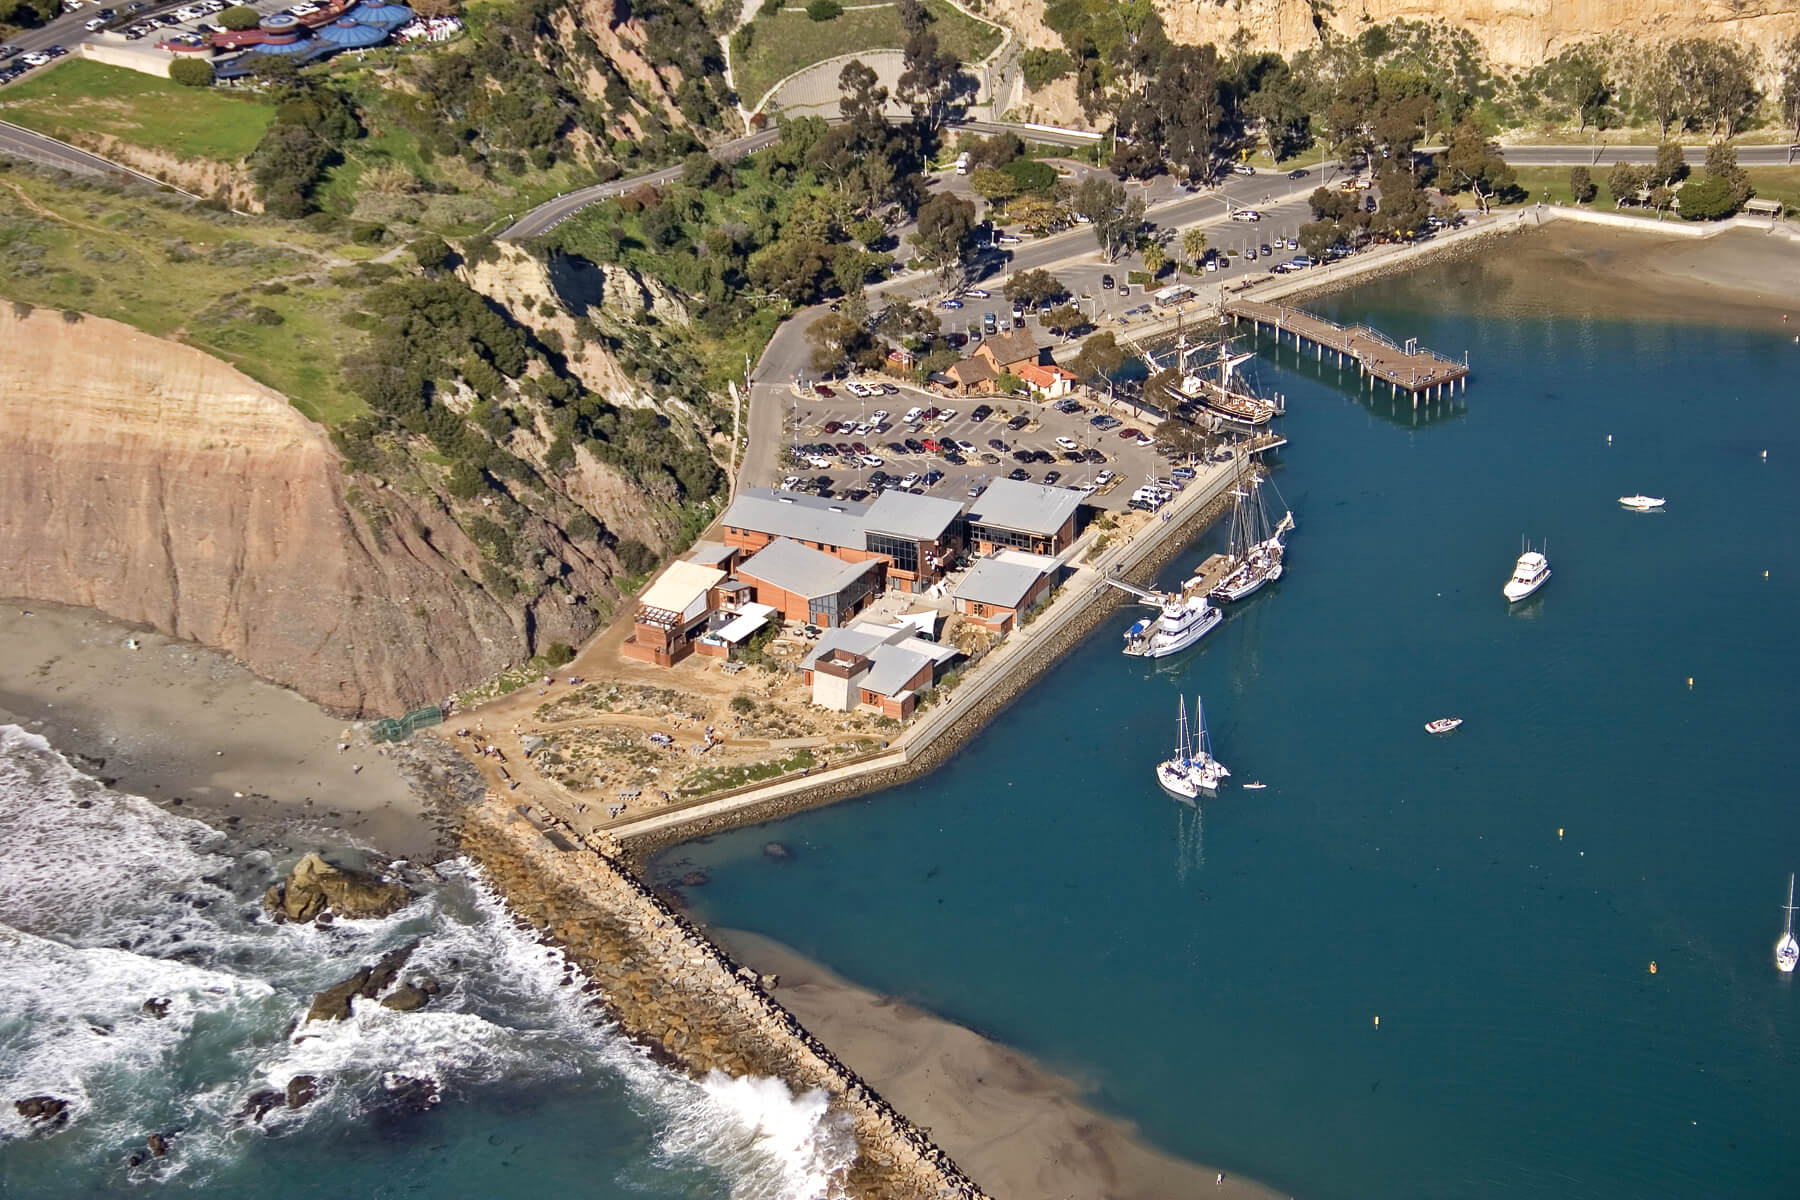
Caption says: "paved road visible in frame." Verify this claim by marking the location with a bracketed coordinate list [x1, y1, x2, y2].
[0, 116, 200, 192]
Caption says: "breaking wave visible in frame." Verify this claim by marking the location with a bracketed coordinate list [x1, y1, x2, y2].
[0, 725, 854, 1197]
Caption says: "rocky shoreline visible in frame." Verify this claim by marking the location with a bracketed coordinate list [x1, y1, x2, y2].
[617, 480, 1241, 865]
[459, 794, 990, 1200]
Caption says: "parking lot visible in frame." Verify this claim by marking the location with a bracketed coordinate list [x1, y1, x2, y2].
[775, 379, 1191, 514]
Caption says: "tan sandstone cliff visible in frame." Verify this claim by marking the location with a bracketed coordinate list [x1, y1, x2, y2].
[1150, 0, 1800, 69]
[0, 307, 612, 715]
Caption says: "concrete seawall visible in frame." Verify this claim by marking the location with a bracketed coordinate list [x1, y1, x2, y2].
[461, 794, 990, 1199]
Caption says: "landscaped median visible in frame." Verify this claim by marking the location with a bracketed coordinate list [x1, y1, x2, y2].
[730, 0, 1003, 113]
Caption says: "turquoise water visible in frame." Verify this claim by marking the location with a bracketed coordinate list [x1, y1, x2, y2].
[659, 252, 1800, 1199]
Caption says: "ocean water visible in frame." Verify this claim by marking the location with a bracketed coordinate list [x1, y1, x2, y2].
[659, 252, 1800, 1198]
[0, 724, 855, 1199]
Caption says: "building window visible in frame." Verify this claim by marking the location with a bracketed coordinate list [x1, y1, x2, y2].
[968, 522, 1042, 552]
[866, 531, 920, 575]
[971, 602, 986, 617]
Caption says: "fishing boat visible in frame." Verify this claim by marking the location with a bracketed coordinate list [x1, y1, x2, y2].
[1155, 697, 1228, 799]
[1109, 576, 1221, 658]
[1503, 540, 1551, 602]
[1618, 494, 1665, 511]
[1209, 464, 1295, 603]
[1163, 338, 1280, 429]
[1778, 874, 1798, 974]
[1425, 717, 1463, 734]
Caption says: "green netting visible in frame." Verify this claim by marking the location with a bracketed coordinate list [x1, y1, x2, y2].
[369, 705, 445, 743]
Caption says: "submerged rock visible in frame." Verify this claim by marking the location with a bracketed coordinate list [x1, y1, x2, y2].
[381, 1074, 440, 1114]
[285, 1075, 317, 1110]
[264, 853, 412, 924]
[146, 1133, 168, 1158]
[381, 984, 429, 1012]
[762, 841, 790, 860]
[14, 1096, 70, 1130]
[679, 870, 708, 887]
[141, 997, 171, 1019]
[237, 1090, 285, 1124]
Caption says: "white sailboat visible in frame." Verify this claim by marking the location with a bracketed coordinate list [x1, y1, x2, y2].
[1777, 874, 1798, 974]
[1154, 695, 1229, 800]
[1209, 464, 1295, 603]
[1503, 539, 1551, 603]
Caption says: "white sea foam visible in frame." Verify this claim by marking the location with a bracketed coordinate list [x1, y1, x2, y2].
[0, 727, 857, 1196]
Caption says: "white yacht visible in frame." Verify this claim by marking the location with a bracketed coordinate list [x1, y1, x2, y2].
[1156, 695, 1229, 799]
[1618, 495, 1665, 511]
[1503, 542, 1551, 603]
[1777, 874, 1798, 974]
[1124, 591, 1221, 658]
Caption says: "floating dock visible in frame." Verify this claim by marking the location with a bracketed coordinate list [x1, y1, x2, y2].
[1223, 298, 1468, 405]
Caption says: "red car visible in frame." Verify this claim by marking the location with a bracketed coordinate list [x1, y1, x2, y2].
[1118, 427, 1143, 440]
[823, 420, 842, 434]
[923, 407, 941, 420]
[813, 384, 836, 397]
[852, 441, 870, 454]
[921, 438, 941, 452]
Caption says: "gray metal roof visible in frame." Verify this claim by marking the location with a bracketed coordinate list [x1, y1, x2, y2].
[954, 556, 1053, 609]
[963, 477, 1084, 537]
[861, 646, 933, 697]
[687, 541, 736, 568]
[799, 627, 887, 671]
[738, 537, 881, 599]
[863, 490, 964, 542]
[721, 487, 868, 550]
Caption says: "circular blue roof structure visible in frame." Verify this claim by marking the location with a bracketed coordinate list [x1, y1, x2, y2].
[258, 12, 300, 31]
[248, 35, 325, 55]
[344, 2, 412, 29]
[316, 16, 387, 46]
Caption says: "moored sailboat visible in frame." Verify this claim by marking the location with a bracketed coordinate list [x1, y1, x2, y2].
[1208, 464, 1295, 603]
[1164, 338, 1280, 429]
[1154, 695, 1229, 800]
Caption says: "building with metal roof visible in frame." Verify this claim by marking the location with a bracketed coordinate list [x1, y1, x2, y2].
[720, 487, 869, 555]
[861, 490, 965, 593]
[801, 622, 959, 718]
[964, 477, 1085, 555]
[952, 551, 1062, 633]
[737, 538, 883, 628]
[621, 559, 727, 667]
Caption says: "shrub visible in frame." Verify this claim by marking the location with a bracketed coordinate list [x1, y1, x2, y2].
[615, 538, 658, 574]
[1020, 47, 1073, 90]
[218, 4, 260, 28]
[565, 511, 600, 541]
[1676, 173, 1740, 221]
[248, 305, 284, 326]
[168, 58, 215, 88]
[730, 695, 755, 714]
[804, 0, 840, 19]
[543, 641, 575, 667]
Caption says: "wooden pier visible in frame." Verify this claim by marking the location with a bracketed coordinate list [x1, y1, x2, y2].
[1223, 298, 1469, 406]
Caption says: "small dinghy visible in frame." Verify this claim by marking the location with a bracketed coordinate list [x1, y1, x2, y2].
[1618, 494, 1665, 511]
[1425, 718, 1463, 734]
[1242, 781, 1267, 790]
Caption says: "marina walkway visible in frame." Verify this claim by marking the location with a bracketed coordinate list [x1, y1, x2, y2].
[1223, 298, 1469, 403]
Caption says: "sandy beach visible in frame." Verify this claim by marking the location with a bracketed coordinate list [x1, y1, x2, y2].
[713, 927, 1288, 1200]
[0, 601, 461, 860]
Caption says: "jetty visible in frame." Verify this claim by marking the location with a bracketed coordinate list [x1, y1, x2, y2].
[1223, 298, 1468, 405]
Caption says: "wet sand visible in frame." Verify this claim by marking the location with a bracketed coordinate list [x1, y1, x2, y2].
[714, 927, 1287, 1200]
[0, 601, 447, 860]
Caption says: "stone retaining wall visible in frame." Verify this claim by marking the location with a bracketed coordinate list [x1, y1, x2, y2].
[461, 795, 989, 1200]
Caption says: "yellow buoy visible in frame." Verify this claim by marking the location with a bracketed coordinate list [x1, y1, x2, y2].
[1649, 961, 1658, 975]
[1373, 1015, 1380, 1028]
[1687, 677, 1694, 689]
[1558, 828, 1564, 840]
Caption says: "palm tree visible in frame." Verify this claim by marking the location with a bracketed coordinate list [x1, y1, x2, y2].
[1182, 227, 1207, 274]
[1142, 242, 1166, 279]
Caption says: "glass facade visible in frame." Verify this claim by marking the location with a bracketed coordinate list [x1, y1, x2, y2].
[866, 531, 920, 575]
[968, 522, 1045, 552]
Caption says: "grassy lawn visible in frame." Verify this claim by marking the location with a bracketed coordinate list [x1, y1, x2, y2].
[1505, 165, 1800, 216]
[0, 171, 368, 423]
[734, 0, 1003, 111]
[0, 60, 275, 162]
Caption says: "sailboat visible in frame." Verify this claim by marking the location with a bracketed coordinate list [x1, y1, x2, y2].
[1777, 874, 1798, 974]
[1208, 464, 1295, 603]
[1163, 338, 1280, 428]
[1154, 695, 1229, 800]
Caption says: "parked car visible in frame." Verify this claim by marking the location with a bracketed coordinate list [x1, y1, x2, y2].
[860, 454, 883, 467]
[1100, 274, 1115, 289]
[902, 406, 924, 424]
[1061, 450, 1085, 462]
[1007, 414, 1030, 431]
[987, 438, 1009, 452]
[1118, 427, 1143, 440]
[903, 438, 925, 454]
[996, 234, 1022, 246]
[1232, 163, 1255, 176]
[1054, 436, 1078, 451]
[1043, 470, 1061, 485]
[1007, 467, 1030, 481]
[1083, 447, 1107, 463]
[870, 409, 888, 423]
[939, 298, 963, 310]
[1230, 209, 1260, 222]
[822, 420, 841, 434]
[1054, 398, 1083, 414]
[1172, 465, 1197, 480]
[1095, 469, 1117, 486]
[970, 405, 993, 422]
[813, 383, 835, 397]
[965, 288, 989, 299]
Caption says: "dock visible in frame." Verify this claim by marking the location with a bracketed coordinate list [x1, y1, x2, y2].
[1223, 298, 1468, 406]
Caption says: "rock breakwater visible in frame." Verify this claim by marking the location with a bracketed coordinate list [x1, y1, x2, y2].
[460, 795, 990, 1200]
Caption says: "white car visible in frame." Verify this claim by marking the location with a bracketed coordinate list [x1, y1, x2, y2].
[965, 288, 990, 299]
[1095, 469, 1117, 486]
[956, 439, 976, 453]
[1136, 433, 1155, 447]
[173, 5, 202, 19]
[870, 409, 889, 424]
[1205, 258, 1219, 272]
[996, 234, 1022, 246]
[808, 455, 833, 469]
[902, 406, 924, 424]
[843, 381, 870, 397]
[22, 50, 50, 64]
[1230, 209, 1261, 222]
[939, 408, 957, 421]
[1077, 482, 1098, 495]
[289, 0, 317, 11]
[860, 454, 884, 467]
[852, 422, 871, 436]
[83, 16, 107, 29]
[781, 475, 801, 490]
[900, 472, 921, 488]
[1055, 436, 1078, 451]
[1232, 163, 1255, 176]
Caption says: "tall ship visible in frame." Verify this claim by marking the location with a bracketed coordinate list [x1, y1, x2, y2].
[1108, 576, 1221, 658]
[1156, 695, 1229, 800]
[1503, 540, 1552, 603]
[1162, 337, 1282, 429]
[1208, 464, 1295, 603]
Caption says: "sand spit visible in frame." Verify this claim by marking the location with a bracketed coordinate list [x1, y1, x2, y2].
[460, 795, 990, 1200]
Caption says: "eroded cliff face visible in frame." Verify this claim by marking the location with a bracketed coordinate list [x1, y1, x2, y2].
[0, 307, 609, 715]
[1150, 0, 1800, 68]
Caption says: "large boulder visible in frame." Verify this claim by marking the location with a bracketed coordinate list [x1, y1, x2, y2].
[14, 1096, 70, 1130]
[305, 940, 421, 1023]
[265, 853, 411, 923]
